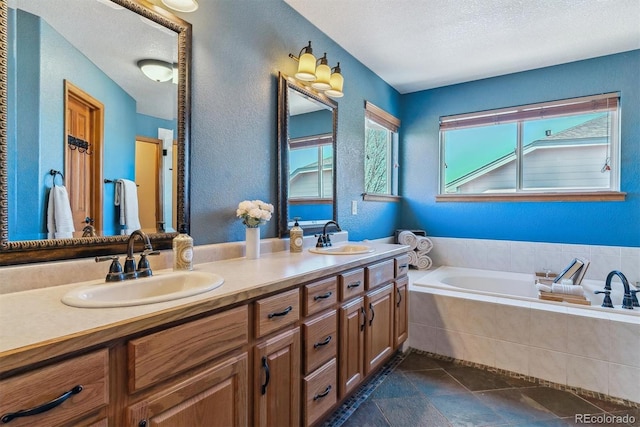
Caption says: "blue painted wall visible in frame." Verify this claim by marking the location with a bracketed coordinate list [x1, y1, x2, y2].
[399, 50, 640, 247]
[137, 114, 176, 138]
[186, 0, 400, 244]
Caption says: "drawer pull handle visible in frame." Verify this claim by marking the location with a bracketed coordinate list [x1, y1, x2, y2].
[396, 288, 402, 307]
[268, 305, 293, 319]
[1, 384, 83, 424]
[347, 280, 361, 289]
[313, 291, 333, 301]
[313, 335, 332, 349]
[360, 307, 366, 331]
[313, 385, 332, 401]
[369, 303, 375, 326]
[260, 357, 270, 395]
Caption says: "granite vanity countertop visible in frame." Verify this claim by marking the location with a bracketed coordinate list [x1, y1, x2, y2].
[0, 242, 407, 373]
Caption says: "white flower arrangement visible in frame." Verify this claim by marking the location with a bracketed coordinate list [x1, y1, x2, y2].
[236, 200, 274, 228]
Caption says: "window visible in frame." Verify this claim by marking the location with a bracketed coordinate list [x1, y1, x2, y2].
[364, 101, 400, 200]
[439, 93, 622, 201]
[289, 134, 333, 199]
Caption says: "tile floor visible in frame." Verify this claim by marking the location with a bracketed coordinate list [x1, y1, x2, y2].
[326, 351, 639, 427]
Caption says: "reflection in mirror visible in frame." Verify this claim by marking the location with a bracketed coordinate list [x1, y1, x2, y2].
[277, 73, 337, 237]
[0, 0, 192, 265]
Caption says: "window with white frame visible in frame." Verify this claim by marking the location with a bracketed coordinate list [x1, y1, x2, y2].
[439, 93, 620, 196]
[364, 101, 400, 199]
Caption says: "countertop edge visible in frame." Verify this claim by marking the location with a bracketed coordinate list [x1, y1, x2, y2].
[0, 244, 409, 374]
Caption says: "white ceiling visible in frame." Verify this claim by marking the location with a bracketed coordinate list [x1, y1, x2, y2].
[284, 0, 640, 94]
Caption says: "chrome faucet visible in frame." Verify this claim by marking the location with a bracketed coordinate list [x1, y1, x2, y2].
[595, 270, 634, 309]
[316, 221, 342, 247]
[96, 230, 159, 282]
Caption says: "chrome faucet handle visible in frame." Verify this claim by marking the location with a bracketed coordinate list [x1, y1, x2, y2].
[594, 289, 613, 308]
[95, 256, 125, 282]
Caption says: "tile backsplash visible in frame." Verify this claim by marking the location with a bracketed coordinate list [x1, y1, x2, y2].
[423, 237, 640, 285]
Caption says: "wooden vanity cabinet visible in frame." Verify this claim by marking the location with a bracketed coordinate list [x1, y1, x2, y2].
[364, 283, 394, 375]
[125, 305, 250, 427]
[394, 275, 409, 348]
[253, 327, 301, 427]
[0, 349, 109, 427]
[126, 352, 248, 427]
[338, 297, 365, 398]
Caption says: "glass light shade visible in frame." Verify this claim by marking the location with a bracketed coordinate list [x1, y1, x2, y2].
[161, 0, 199, 12]
[295, 52, 317, 81]
[311, 63, 332, 90]
[325, 72, 344, 98]
[138, 60, 173, 82]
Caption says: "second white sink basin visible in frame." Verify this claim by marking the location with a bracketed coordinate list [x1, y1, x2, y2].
[309, 243, 375, 255]
[61, 271, 224, 308]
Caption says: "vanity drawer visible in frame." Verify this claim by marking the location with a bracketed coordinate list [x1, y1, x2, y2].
[255, 288, 300, 338]
[0, 349, 108, 427]
[339, 268, 365, 301]
[303, 358, 337, 427]
[365, 259, 395, 290]
[303, 276, 337, 316]
[128, 305, 248, 392]
[302, 310, 337, 375]
[395, 254, 410, 278]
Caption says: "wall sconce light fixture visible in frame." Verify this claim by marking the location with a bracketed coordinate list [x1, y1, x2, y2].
[161, 0, 199, 12]
[137, 59, 175, 83]
[289, 41, 344, 98]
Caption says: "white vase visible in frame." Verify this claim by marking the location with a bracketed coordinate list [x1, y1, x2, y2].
[245, 227, 260, 259]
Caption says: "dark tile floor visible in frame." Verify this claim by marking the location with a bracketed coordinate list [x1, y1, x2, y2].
[327, 351, 639, 427]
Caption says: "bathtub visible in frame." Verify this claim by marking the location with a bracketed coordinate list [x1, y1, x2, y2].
[409, 266, 640, 404]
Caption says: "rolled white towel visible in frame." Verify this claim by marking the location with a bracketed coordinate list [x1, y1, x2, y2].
[408, 250, 418, 266]
[551, 283, 585, 296]
[416, 236, 433, 253]
[536, 283, 553, 293]
[398, 231, 418, 251]
[416, 254, 432, 270]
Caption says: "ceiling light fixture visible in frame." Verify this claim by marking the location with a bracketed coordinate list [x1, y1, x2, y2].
[289, 41, 345, 99]
[137, 59, 174, 83]
[161, 0, 199, 12]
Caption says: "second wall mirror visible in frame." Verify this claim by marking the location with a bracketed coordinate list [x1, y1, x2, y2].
[277, 73, 337, 237]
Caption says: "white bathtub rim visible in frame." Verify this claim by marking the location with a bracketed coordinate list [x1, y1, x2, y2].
[411, 266, 640, 322]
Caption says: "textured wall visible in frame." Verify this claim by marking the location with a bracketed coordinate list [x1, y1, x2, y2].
[399, 50, 640, 247]
[185, 0, 400, 244]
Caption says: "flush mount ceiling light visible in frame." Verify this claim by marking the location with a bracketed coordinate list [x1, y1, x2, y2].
[289, 41, 345, 99]
[161, 0, 199, 12]
[137, 59, 174, 82]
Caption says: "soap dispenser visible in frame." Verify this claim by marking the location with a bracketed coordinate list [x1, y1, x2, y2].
[173, 225, 193, 271]
[290, 217, 304, 253]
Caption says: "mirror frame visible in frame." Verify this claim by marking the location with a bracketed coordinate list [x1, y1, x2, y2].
[277, 72, 338, 238]
[0, 0, 192, 266]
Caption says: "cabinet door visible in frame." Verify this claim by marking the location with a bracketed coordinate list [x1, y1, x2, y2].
[394, 276, 409, 348]
[253, 328, 300, 427]
[127, 352, 248, 427]
[338, 297, 364, 398]
[365, 284, 394, 375]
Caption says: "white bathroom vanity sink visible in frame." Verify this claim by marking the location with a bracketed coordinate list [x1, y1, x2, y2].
[61, 271, 224, 308]
[309, 243, 375, 255]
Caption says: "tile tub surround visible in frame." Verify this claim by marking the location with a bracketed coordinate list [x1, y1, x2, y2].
[425, 237, 640, 285]
[408, 270, 640, 404]
[0, 232, 349, 294]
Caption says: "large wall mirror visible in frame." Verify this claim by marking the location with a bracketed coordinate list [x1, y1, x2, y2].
[277, 73, 337, 237]
[0, 0, 191, 265]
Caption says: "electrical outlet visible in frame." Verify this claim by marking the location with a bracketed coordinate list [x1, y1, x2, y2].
[351, 200, 358, 215]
